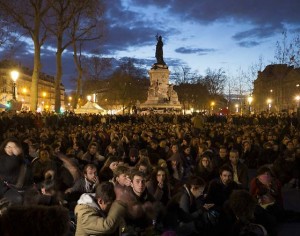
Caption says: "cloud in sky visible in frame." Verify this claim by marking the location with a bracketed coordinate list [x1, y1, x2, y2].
[1, 0, 300, 90]
[175, 47, 216, 55]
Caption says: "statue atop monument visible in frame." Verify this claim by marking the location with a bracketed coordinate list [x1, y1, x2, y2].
[155, 34, 166, 65]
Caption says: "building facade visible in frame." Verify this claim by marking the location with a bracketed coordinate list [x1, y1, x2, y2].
[253, 64, 300, 113]
[0, 63, 65, 111]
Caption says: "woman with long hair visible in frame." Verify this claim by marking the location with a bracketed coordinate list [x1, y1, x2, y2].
[98, 155, 119, 182]
[195, 155, 218, 184]
[146, 167, 171, 205]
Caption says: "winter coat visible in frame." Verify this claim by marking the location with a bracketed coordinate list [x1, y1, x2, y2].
[75, 193, 126, 236]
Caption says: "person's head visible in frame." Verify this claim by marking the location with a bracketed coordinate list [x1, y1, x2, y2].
[95, 182, 116, 213]
[114, 165, 130, 186]
[229, 190, 256, 222]
[136, 157, 152, 175]
[286, 141, 294, 151]
[107, 143, 117, 155]
[199, 155, 211, 169]
[186, 176, 206, 198]
[151, 167, 168, 184]
[103, 155, 119, 171]
[150, 139, 158, 149]
[198, 143, 207, 155]
[0, 137, 23, 157]
[39, 148, 51, 162]
[256, 165, 273, 186]
[219, 146, 227, 158]
[83, 164, 98, 183]
[41, 179, 58, 196]
[219, 165, 233, 185]
[138, 149, 148, 159]
[88, 142, 98, 155]
[171, 144, 179, 153]
[229, 149, 239, 165]
[243, 140, 251, 150]
[183, 146, 191, 155]
[129, 148, 139, 163]
[130, 170, 146, 196]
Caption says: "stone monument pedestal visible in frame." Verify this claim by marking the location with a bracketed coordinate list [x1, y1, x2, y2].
[139, 64, 182, 112]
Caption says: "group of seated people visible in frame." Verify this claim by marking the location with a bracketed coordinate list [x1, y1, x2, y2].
[0, 112, 299, 236]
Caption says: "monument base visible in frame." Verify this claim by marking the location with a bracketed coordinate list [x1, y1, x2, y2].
[140, 65, 182, 113]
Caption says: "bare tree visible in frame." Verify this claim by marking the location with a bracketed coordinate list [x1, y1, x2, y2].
[83, 56, 113, 81]
[70, 1, 105, 108]
[274, 31, 300, 67]
[47, 0, 104, 112]
[201, 68, 226, 95]
[0, 0, 51, 111]
[171, 65, 198, 85]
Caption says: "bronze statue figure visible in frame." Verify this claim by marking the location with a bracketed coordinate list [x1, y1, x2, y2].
[155, 34, 165, 65]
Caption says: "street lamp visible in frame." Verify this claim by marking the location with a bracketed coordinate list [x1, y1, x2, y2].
[210, 101, 215, 114]
[235, 104, 239, 113]
[247, 95, 253, 114]
[267, 98, 272, 112]
[10, 70, 19, 100]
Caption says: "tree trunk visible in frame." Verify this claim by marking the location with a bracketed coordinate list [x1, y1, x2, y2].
[30, 39, 40, 111]
[55, 44, 63, 113]
[73, 42, 82, 108]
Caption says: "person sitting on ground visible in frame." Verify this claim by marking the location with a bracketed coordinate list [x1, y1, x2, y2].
[135, 157, 153, 181]
[65, 163, 99, 195]
[124, 147, 140, 167]
[81, 142, 105, 168]
[98, 155, 119, 182]
[74, 181, 127, 236]
[229, 190, 268, 236]
[206, 164, 240, 210]
[195, 154, 218, 185]
[146, 167, 171, 205]
[228, 149, 249, 189]
[0, 137, 33, 205]
[113, 164, 131, 187]
[124, 169, 158, 235]
[250, 165, 283, 207]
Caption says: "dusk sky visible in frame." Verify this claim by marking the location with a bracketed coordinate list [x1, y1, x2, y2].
[1, 0, 300, 92]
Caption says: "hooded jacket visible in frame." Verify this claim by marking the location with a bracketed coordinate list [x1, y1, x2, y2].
[75, 193, 126, 236]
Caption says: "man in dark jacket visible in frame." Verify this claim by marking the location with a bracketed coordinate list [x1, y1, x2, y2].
[206, 165, 240, 209]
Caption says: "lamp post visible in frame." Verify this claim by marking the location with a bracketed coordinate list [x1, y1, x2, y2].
[247, 95, 253, 114]
[68, 96, 72, 111]
[235, 104, 239, 113]
[267, 98, 272, 112]
[10, 70, 19, 100]
[210, 101, 215, 115]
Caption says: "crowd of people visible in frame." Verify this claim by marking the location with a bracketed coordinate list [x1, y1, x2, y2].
[0, 111, 299, 236]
